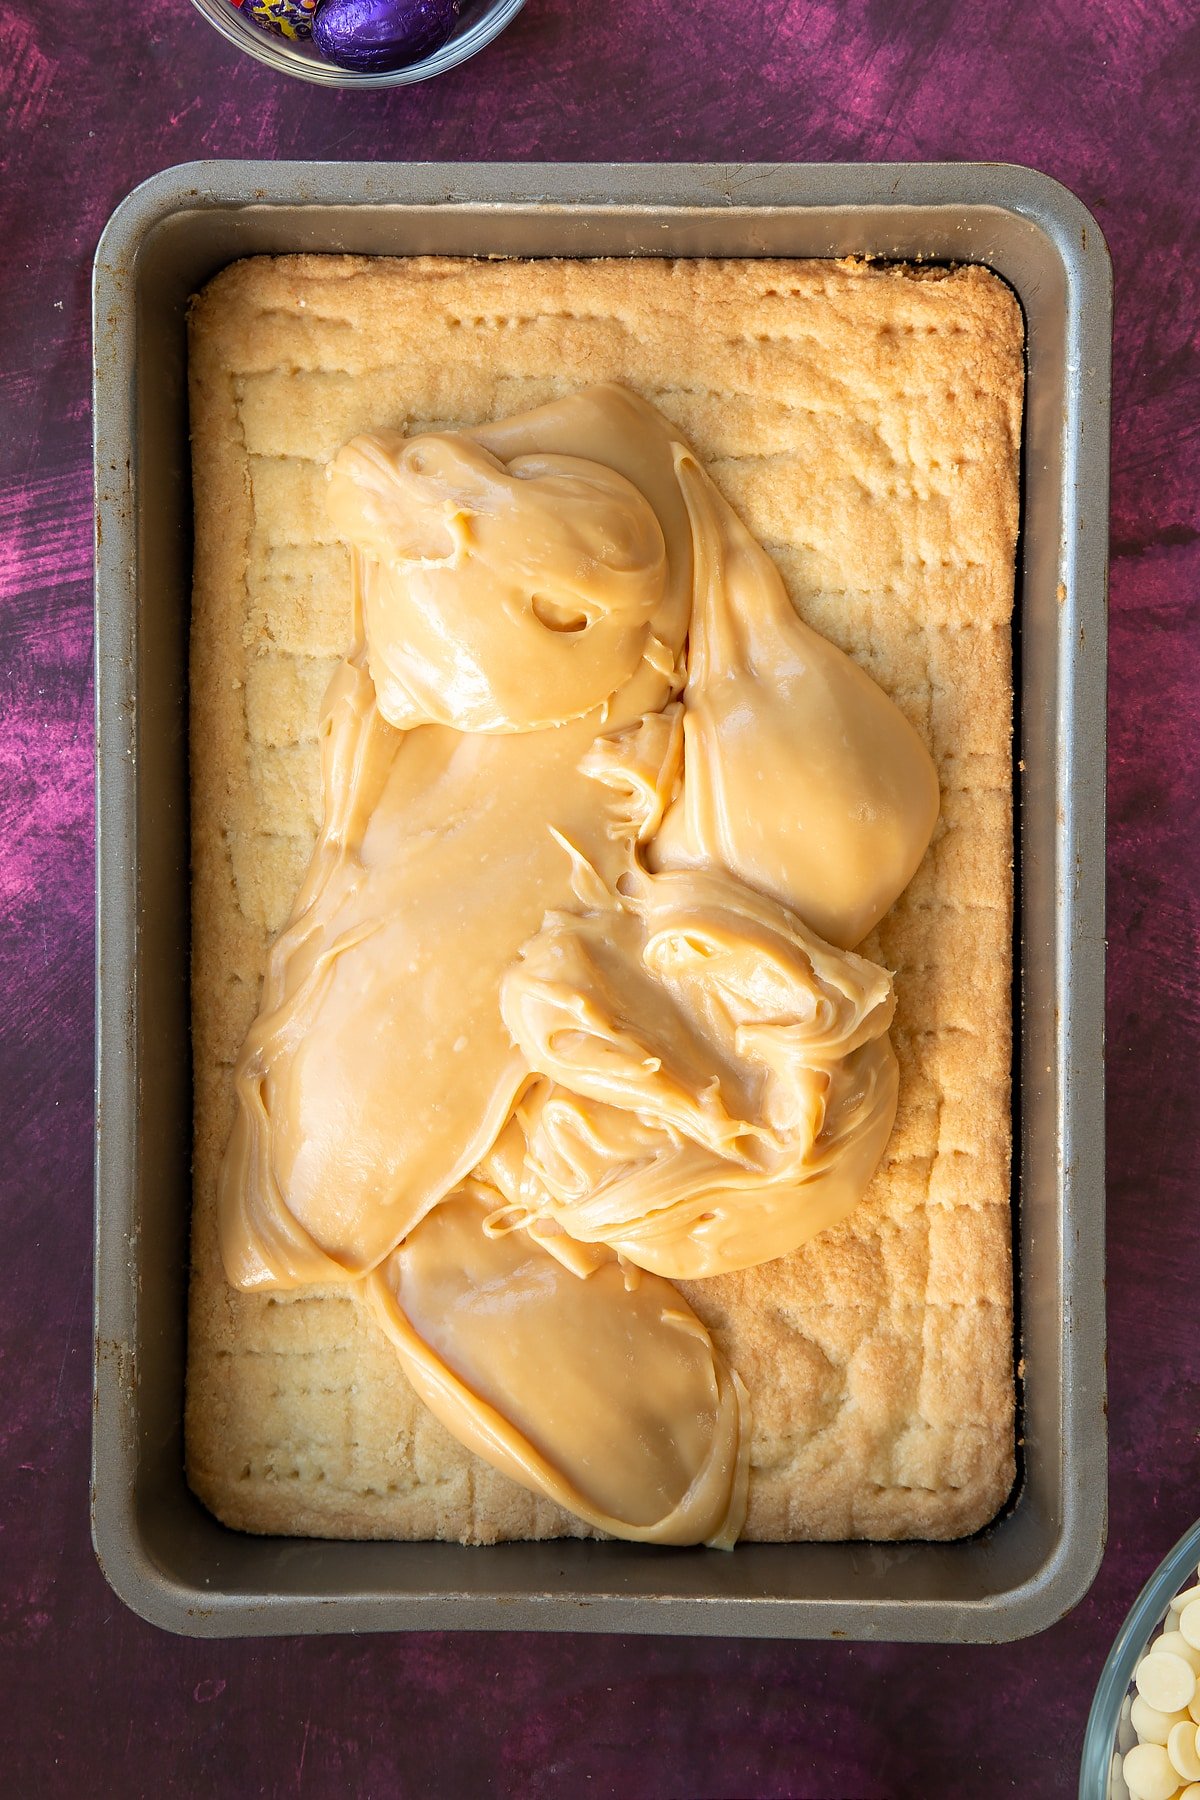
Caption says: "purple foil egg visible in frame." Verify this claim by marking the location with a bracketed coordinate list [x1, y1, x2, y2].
[312, 0, 459, 71]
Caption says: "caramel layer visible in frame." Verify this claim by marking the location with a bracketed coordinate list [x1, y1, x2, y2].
[217, 384, 939, 1547]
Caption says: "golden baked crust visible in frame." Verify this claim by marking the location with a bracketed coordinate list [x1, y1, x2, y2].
[186, 254, 1022, 1542]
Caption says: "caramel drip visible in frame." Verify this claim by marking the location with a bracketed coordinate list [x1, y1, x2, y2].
[365, 1188, 748, 1548]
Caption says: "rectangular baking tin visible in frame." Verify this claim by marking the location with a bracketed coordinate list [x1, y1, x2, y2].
[93, 161, 1110, 1641]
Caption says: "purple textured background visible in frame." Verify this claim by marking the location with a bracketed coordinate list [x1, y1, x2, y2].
[2, 0, 1198, 1793]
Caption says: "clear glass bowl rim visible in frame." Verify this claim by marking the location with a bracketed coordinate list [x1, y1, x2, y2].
[189, 0, 525, 88]
[1080, 1517, 1200, 1799]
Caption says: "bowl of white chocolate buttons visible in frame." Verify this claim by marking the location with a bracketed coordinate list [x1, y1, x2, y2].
[1082, 1521, 1200, 1799]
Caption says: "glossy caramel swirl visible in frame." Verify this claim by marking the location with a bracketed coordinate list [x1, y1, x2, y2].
[219, 384, 939, 1547]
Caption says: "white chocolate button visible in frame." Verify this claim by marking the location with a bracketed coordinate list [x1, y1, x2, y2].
[1189, 1692, 1200, 1725]
[1137, 1651, 1198, 1714]
[1179, 1786, 1200, 1799]
[1171, 1587, 1200, 1619]
[1121, 1694, 1140, 1754]
[1180, 1602, 1200, 1651]
[1158, 1631, 1200, 1674]
[1133, 1696, 1189, 1745]
[1169, 1723, 1200, 1783]
[1124, 1741, 1185, 1800]
[1125, 1738, 1185, 1800]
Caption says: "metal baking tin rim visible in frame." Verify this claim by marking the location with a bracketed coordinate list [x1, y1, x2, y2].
[92, 160, 1111, 1641]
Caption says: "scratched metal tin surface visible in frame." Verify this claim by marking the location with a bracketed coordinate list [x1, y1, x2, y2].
[92, 160, 1111, 1640]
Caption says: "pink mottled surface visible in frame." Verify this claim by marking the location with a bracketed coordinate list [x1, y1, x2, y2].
[1, 1, 1198, 1794]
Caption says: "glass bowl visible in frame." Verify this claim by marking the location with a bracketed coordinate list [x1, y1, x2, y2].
[190, 0, 525, 87]
[1081, 1519, 1200, 1799]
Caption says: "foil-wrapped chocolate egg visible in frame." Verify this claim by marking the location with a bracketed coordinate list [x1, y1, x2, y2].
[312, 0, 459, 71]
[242, 0, 318, 39]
